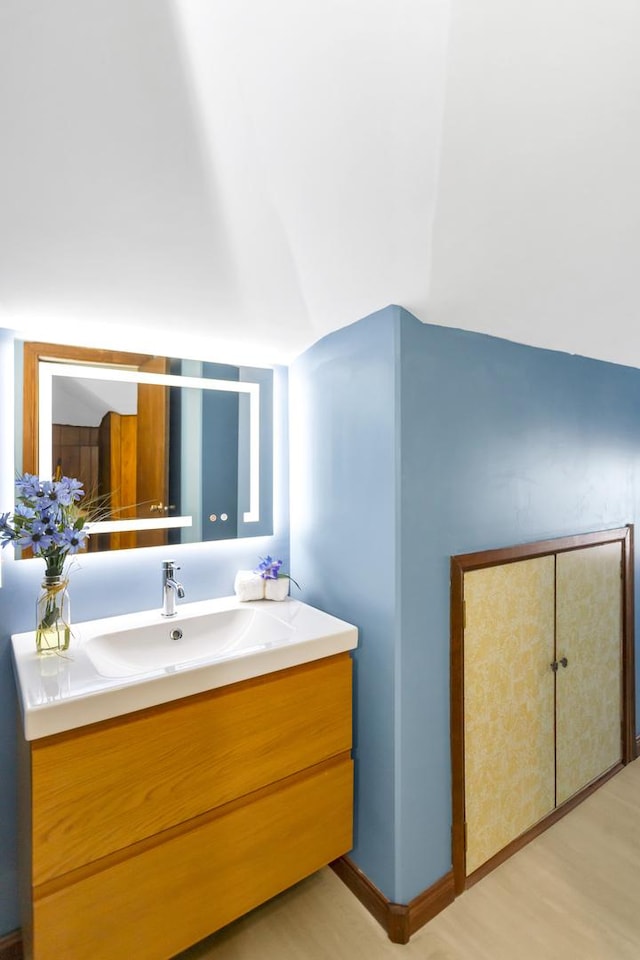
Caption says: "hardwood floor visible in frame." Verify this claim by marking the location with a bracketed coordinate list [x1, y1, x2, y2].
[176, 759, 640, 959]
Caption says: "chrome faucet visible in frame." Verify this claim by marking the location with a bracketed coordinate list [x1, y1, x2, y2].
[161, 560, 185, 618]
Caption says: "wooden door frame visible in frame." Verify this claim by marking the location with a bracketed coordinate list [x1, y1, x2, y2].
[22, 342, 169, 550]
[22, 342, 159, 476]
[450, 526, 635, 896]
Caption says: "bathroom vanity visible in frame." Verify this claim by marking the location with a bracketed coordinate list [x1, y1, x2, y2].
[12, 597, 358, 960]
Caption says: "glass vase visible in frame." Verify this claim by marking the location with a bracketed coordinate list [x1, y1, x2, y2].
[36, 576, 71, 655]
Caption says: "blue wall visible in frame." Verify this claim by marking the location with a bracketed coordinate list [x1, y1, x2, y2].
[290, 305, 640, 904]
[0, 330, 290, 936]
[289, 311, 401, 893]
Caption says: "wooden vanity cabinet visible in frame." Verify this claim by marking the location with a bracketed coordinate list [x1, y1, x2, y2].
[19, 653, 353, 960]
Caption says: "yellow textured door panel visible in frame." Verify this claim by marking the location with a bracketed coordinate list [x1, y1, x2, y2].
[464, 557, 556, 875]
[555, 542, 622, 804]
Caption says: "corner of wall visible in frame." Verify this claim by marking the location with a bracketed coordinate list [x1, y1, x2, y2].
[289, 306, 403, 899]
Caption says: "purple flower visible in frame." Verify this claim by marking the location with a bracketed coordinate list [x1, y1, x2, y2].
[255, 555, 283, 580]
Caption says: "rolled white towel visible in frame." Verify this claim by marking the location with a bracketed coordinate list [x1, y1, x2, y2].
[234, 570, 265, 601]
[264, 577, 289, 601]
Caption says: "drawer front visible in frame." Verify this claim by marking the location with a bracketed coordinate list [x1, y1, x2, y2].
[33, 755, 353, 960]
[32, 653, 352, 884]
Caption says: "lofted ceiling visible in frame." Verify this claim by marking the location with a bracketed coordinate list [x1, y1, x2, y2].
[1, 1, 639, 369]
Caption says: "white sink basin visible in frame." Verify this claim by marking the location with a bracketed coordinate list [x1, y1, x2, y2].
[11, 596, 358, 740]
[85, 607, 294, 678]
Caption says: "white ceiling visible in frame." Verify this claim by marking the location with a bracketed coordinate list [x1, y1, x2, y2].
[1, 1, 639, 369]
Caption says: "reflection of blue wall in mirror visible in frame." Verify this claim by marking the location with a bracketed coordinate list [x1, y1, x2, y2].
[167, 361, 273, 543]
[201, 362, 239, 541]
[169, 358, 201, 542]
[168, 360, 240, 541]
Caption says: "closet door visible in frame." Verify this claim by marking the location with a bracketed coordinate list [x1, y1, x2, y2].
[464, 556, 556, 875]
[555, 542, 622, 805]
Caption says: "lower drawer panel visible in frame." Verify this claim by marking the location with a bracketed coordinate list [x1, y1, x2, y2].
[32, 756, 353, 960]
[32, 653, 353, 885]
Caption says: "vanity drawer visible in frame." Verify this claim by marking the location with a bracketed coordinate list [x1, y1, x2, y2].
[30, 653, 352, 885]
[32, 754, 353, 960]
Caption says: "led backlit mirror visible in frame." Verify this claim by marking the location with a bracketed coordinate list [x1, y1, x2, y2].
[19, 343, 274, 552]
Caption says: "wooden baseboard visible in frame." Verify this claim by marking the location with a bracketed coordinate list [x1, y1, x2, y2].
[0, 930, 22, 960]
[330, 856, 454, 944]
[5, 858, 456, 954]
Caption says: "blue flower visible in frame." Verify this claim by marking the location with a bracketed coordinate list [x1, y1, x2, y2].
[15, 473, 41, 499]
[59, 476, 84, 503]
[35, 480, 67, 511]
[18, 520, 53, 555]
[61, 526, 89, 554]
[14, 501, 36, 521]
[41, 513, 66, 545]
[1, 473, 91, 575]
[0, 512, 15, 546]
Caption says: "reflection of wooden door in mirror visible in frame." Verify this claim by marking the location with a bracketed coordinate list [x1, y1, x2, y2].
[135, 357, 168, 548]
[22, 343, 169, 551]
[98, 413, 138, 551]
[52, 423, 100, 552]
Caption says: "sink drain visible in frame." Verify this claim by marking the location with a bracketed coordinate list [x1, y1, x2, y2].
[170, 628, 183, 642]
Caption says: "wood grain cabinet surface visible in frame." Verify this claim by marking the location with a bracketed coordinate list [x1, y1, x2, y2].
[20, 653, 354, 960]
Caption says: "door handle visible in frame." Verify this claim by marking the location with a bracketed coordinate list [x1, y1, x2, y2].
[550, 657, 569, 672]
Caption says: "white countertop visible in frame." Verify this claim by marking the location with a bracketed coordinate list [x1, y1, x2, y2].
[11, 596, 358, 741]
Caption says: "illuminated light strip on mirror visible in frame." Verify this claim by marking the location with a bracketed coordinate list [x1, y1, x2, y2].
[38, 362, 261, 531]
[87, 516, 193, 533]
